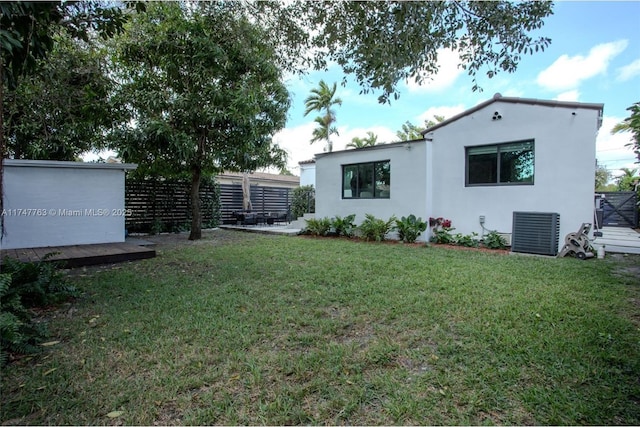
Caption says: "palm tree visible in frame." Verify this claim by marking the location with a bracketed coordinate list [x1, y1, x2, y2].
[346, 131, 378, 149]
[304, 80, 342, 152]
[611, 102, 640, 164]
[310, 116, 339, 152]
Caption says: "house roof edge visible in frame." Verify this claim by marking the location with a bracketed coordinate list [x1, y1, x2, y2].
[421, 94, 605, 135]
[315, 138, 425, 159]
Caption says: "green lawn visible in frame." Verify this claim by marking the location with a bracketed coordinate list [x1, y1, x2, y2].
[2, 230, 639, 425]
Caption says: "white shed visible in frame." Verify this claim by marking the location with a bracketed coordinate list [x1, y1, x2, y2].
[1, 159, 137, 250]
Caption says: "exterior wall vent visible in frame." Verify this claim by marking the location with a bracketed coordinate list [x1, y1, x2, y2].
[511, 212, 560, 256]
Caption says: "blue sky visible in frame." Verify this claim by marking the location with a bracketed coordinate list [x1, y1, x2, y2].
[274, 1, 640, 179]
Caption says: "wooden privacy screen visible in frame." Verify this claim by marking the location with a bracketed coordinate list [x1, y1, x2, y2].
[125, 178, 292, 233]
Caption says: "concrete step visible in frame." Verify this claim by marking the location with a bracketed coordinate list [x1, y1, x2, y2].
[287, 213, 315, 229]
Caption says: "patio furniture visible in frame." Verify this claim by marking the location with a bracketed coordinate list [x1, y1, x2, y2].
[232, 210, 258, 226]
[271, 209, 291, 224]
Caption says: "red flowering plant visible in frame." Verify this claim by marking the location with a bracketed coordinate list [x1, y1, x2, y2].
[429, 217, 452, 229]
[428, 217, 455, 244]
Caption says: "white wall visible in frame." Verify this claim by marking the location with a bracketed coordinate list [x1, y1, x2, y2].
[427, 101, 601, 249]
[2, 160, 137, 249]
[299, 162, 316, 188]
[315, 141, 428, 238]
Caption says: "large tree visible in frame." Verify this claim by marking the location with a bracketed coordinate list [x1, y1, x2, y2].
[112, 3, 290, 240]
[304, 80, 342, 153]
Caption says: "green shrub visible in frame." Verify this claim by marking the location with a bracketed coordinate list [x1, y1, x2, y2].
[455, 232, 480, 248]
[395, 214, 427, 243]
[483, 231, 508, 249]
[303, 217, 331, 236]
[430, 227, 456, 244]
[0, 257, 77, 365]
[292, 185, 315, 219]
[331, 214, 356, 237]
[359, 214, 396, 242]
[150, 218, 164, 235]
[1, 255, 76, 307]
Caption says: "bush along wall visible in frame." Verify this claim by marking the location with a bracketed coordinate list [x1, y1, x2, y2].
[291, 185, 315, 220]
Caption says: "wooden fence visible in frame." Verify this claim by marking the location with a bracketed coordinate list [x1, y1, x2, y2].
[218, 183, 292, 224]
[125, 178, 221, 233]
[125, 178, 293, 233]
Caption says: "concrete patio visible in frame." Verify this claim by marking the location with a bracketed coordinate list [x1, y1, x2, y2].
[593, 226, 640, 255]
[219, 223, 302, 236]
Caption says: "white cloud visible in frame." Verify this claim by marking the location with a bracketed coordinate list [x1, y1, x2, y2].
[416, 104, 466, 125]
[554, 90, 580, 102]
[272, 122, 320, 174]
[501, 88, 526, 98]
[596, 115, 638, 176]
[536, 40, 628, 91]
[617, 58, 640, 82]
[405, 49, 464, 93]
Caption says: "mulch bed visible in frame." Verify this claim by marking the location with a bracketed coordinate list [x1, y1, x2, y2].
[430, 243, 510, 255]
[298, 234, 510, 254]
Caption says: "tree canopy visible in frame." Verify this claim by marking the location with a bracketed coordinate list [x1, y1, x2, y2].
[3, 33, 115, 160]
[246, 1, 553, 103]
[615, 168, 639, 192]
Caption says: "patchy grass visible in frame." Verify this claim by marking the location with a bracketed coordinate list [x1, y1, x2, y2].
[2, 230, 639, 425]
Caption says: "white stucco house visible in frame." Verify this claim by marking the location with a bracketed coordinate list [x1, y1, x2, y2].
[314, 94, 604, 251]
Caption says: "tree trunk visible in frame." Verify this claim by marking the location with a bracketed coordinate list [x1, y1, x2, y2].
[188, 166, 202, 240]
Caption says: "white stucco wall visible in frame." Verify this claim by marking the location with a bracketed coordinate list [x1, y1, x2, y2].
[1, 160, 137, 249]
[299, 162, 316, 188]
[315, 141, 428, 239]
[427, 100, 601, 249]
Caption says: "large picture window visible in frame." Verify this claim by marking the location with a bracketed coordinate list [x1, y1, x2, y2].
[466, 140, 534, 186]
[342, 161, 390, 198]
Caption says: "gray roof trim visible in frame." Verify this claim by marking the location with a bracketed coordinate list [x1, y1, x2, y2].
[4, 159, 138, 170]
[314, 138, 425, 159]
[421, 94, 605, 135]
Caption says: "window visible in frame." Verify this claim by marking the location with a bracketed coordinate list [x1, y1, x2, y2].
[342, 160, 390, 198]
[466, 140, 534, 186]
